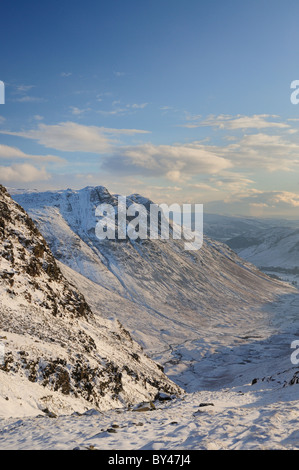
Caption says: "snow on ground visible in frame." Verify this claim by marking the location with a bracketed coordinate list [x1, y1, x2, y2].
[1, 289, 299, 450]
[1, 376, 299, 450]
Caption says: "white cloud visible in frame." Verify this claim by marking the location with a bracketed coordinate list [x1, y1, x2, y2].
[181, 114, 290, 130]
[102, 142, 232, 181]
[14, 85, 36, 94]
[14, 96, 46, 103]
[97, 101, 148, 116]
[187, 182, 220, 192]
[209, 173, 255, 194]
[130, 103, 148, 109]
[223, 133, 299, 171]
[0, 144, 64, 163]
[69, 106, 91, 116]
[270, 191, 299, 207]
[0, 145, 62, 162]
[204, 189, 299, 217]
[0, 163, 50, 182]
[0, 122, 151, 154]
[186, 132, 299, 172]
[97, 108, 127, 116]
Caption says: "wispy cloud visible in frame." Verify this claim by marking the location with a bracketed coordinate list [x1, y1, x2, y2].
[8, 84, 46, 103]
[69, 106, 91, 116]
[97, 108, 127, 116]
[13, 95, 46, 103]
[0, 122, 151, 154]
[0, 144, 65, 163]
[180, 114, 290, 130]
[97, 100, 148, 116]
[130, 103, 148, 109]
[14, 85, 36, 94]
[159, 105, 179, 116]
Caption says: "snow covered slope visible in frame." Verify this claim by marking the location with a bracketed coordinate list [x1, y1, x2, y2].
[226, 226, 299, 283]
[12, 186, 295, 388]
[197, 213, 299, 283]
[0, 185, 181, 418]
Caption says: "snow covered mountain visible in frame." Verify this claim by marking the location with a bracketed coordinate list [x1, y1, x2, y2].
[226, 226, 299, 283]
[12, 186, 295, 389]
[0, 185, 181, 418]
[197, 213, 299, 283]
[203, 212, 299, 242]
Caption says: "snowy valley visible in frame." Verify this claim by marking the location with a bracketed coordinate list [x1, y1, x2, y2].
[0, 185, 299, 449]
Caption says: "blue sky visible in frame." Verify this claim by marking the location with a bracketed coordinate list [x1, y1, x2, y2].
[2, 0, 299, 217]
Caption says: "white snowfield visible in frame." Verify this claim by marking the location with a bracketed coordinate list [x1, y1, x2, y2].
[1, 185, 299, 450]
